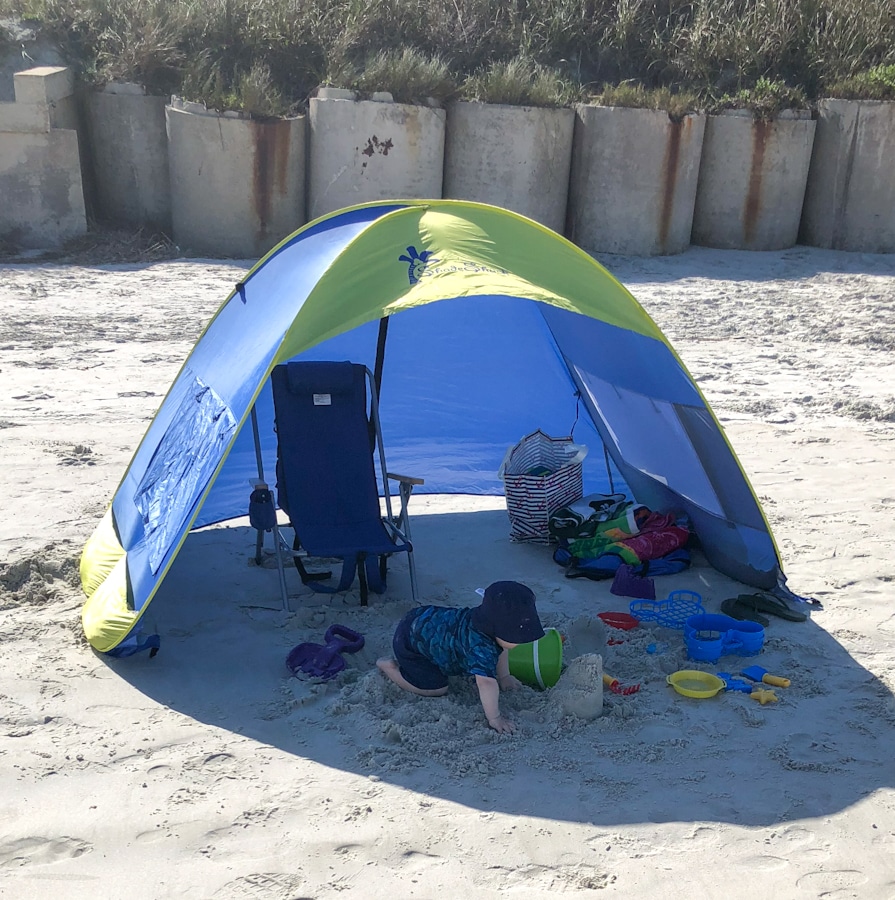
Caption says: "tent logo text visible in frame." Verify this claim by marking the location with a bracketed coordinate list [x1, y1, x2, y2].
[398, 245, 510, 284]
[398, 246, 439, 284]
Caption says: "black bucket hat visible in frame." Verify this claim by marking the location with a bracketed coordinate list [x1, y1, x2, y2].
[470, 581, 545, 644]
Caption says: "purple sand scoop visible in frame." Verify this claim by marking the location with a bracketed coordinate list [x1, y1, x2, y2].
[610, 564, 656, 600]
[286, 624, 365, 681]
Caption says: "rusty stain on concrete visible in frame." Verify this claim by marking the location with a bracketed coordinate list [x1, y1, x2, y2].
[251, 119, 291, 240]
[659, 118, 684, 252]
[744, 119, 770, 245]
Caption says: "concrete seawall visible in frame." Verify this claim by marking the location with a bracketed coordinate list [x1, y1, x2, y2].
[692, 109, 816, 251]
[567, 106, 705, 256]
[84, 82, 171, 232]
[799, 99, 895, 253]
[308, 91, 445, 221]
[166, 98, 306, 258]
[443, 101, 574, 233]
[2, 67, 893, 257]
[0, 67, 86, 248]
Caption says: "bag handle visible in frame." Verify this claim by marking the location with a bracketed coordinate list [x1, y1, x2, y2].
[565, 443, 588, 466]
[498, 435, 589, 480]
[497, 442, 516, 480]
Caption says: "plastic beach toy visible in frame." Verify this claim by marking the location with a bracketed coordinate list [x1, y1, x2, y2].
[666, 669, 726, 698]
[741, 665, 790, 688]
[684, 614, 764, 662]
[630, 590, 705, 629]
[603, 673, 641, 696]
[507, 627, 563, 689]
[286, 624, 365, 681]
[610, 564, 655, 600]
[597, 611, 640, 631]
[749, 688, 779, 705]
[717, 672, 754, 693]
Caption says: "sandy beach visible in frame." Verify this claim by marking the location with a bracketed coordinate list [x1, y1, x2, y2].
[1, 244, 894, 899]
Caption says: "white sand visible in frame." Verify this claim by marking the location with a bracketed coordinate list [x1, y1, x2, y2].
[1, 246, 894, 899]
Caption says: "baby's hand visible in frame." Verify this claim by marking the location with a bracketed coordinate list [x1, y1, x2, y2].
[487, 715, 516, 734]
[498, 674, 524, 691]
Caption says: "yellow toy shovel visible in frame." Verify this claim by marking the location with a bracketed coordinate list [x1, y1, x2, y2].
[741, 665, 790, 688]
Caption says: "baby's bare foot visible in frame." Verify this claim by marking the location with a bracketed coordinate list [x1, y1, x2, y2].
[376, 657, 399, 675]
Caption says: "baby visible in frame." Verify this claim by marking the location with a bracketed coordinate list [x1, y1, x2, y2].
[376, 581, 544, 733]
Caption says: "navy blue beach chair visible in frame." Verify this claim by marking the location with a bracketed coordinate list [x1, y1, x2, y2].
[268, 361, 422, 606]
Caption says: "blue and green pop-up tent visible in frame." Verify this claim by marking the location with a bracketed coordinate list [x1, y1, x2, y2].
[80, 200, 784, 654]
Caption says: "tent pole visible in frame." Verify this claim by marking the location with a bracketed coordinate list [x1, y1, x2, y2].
[250, 405, 266, 564]
[369, 316, 389, 451]
[251, 404, 290, 612]
[373, 316, 389, 398]
[603, 444, 616, 494]
[251, 404, 265, 482]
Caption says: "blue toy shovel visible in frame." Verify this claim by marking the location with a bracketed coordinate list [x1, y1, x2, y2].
[286, 624, 365, 681]
[718, 672, 780, 704]
[716, 672, 754, 693]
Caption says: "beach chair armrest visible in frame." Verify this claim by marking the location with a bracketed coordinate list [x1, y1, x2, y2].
[385, 473, 421, 535]
[387, 472, 425, 486]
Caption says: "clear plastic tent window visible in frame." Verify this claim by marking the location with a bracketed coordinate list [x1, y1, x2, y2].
[135, 373, 237, 573]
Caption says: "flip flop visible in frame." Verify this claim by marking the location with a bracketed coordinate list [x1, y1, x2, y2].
[722, 593, 807, 624]
[721, 596, 769, 627]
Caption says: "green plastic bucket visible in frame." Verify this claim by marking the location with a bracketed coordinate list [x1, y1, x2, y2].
[507, 627, 563, 689]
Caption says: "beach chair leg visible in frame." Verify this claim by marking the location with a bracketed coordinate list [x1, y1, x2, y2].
[270, 521, 290, 613]
[358, 554, 369, 607]
[396, 483, 420, 603]
[407, 549, 419, 604]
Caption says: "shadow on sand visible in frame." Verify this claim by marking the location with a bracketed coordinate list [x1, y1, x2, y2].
[105, 507, 895, 829]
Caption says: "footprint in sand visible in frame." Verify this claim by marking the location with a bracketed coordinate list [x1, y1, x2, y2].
[213, 872, 310, 899]
[0, 836, 92, 868]
[146, 764, 173, 779]
[684, 824, 720, 850]
[168, 786, 207, 805]
[11, 393, 53, 402]
[51, 444, 96, 466]
[500, 863, 616, 892]
[771, 732, 842, 773]
[734, 853, 789, 872]
[182, 751, 237, 778]
[134, 828, 167, 845]
[796, 869, 869, 897]
[766, 824, 819, 849]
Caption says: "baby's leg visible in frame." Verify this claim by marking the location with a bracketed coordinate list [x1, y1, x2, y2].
[377, 658, 448, 697]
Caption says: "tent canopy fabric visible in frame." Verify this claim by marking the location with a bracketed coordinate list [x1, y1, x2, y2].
[80, 200, 782, 654]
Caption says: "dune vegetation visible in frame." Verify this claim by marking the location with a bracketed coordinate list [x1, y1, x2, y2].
[1, 0, 894, 115]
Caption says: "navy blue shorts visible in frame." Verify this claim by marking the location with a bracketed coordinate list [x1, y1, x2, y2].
[393, 609, 449, 691]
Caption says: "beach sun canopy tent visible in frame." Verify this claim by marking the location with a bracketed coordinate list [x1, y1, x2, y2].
[80, 199, 785, 655]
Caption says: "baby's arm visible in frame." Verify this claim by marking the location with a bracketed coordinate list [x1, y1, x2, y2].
[475, 675, 516, 734]
[496, 651, 523, 691]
